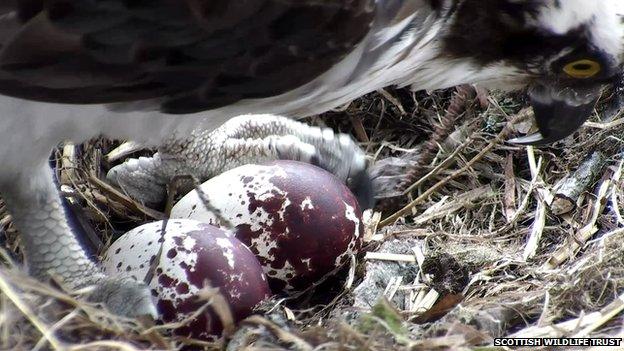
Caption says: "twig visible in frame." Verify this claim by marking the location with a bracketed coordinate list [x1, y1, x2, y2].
[510, 311, 603, 338]
[524, 200, 546, 261]
[572, 292, 624, 337]
[379, 108, 532, 227]
[33, 310, 80, 351]
[412, 185, 495, 225]
[60, 143, 77, 186]
[377, 89, 406, 116]
[69, 341, 141, 351]
[350, 115, 370, 143]
[364, 252, 416, 263]
[503, 153, 517, 222]
[241, 315, 314, 351]
[88, 175, 164, 220]
[104, 141, 146, 164]
[544, 166, 617, 269]
[584, 116, 624, 130]
[402, 134, 474, 195]
[488, 171, 540, 238]
[523, 147, 546, 261]
[399, 85, 476, 193]
[0, 271, 64, 350]
[550, 151, 607, 215]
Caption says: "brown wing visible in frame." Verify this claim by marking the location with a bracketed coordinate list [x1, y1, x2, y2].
[0, 0, 375, 113]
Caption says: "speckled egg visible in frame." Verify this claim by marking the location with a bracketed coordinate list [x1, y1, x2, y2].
[102, 219, 270, 340]
[170, 160, 363, 292]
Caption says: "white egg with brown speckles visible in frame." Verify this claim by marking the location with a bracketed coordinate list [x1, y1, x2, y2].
[102, 219, 270, 340]
[170, 160, 363, 292]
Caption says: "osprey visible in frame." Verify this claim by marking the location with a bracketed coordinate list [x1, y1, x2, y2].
[0, 1, 622, 317]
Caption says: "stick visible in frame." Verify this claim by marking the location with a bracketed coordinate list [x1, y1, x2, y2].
[379, 108, 532, 227]
[544, 166, 616, 269]
[550, 151, 607, 215]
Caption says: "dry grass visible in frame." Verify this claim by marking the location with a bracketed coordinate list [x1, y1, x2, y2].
[1, 86, 624, 350]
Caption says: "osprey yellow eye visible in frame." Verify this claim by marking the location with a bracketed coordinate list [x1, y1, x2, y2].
[563, 59, 601, 79]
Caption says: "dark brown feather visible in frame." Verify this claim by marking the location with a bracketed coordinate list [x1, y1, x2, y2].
[0, 0, 376, 112]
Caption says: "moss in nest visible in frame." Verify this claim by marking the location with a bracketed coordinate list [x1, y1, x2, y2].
[422, 252, 470, 295]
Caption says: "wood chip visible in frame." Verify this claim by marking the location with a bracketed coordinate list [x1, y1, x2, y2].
[413, 289, 439, 314]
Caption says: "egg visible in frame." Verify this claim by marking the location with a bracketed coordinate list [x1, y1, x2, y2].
[170, 160, 363, 292]
[102, 219, 270, 340]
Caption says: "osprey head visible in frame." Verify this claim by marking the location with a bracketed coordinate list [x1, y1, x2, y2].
[445, 0, 624, 144]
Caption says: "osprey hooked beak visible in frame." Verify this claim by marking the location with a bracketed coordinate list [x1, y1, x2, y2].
[509, 57, 622, 146]
[508, 81, 603, 145]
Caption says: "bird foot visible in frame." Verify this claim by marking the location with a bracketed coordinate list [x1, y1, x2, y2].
[86, 276, 157, 319]
[107, 155, 168, 207]
[108, 115, 375, 208]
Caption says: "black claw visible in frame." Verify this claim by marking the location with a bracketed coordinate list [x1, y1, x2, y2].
[309, 154, 321, 168]
[348, 169, 375, 210]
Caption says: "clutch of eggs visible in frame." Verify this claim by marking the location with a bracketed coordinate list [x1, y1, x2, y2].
[171, 160, 364, 291]
[102, 219, 270, 340]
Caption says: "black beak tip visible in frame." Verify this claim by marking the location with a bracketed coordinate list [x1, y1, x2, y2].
[508, 88, 599, 146]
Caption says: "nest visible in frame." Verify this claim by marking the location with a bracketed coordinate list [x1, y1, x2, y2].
[1, 86, 624, 350]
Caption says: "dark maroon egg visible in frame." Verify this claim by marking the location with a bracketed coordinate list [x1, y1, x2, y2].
[102, 219, 271, 340]
[171, 160, 364, 292]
